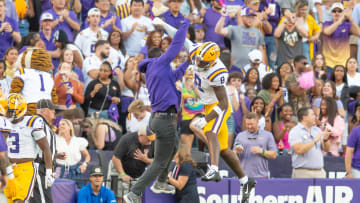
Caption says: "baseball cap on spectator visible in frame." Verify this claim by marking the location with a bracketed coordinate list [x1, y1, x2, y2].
[330, 2, 344, 11]
[168, 0, 184, 3]
[241, 8, 257, 16]
[37, 99, 57, 109]
[90, 166, 104, 176]
[40, 13, 53, 21]
[248, 49, 262, 64]
[138, 124, 156, 141]
[88, 8, 101, 16]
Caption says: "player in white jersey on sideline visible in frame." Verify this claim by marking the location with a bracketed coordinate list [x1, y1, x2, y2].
[152, 18, 256, 203]
[3, 94, 54, 203]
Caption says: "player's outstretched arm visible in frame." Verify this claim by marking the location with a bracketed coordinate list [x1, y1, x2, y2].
[158, 19, 191, 64]
[153, 17, 194, 51]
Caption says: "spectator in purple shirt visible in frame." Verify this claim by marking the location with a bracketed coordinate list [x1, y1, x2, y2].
[84, 0, 122, 34]
[45, 0, 81, 42]
[39, 12, 61, 71]
[161, 0, 185, 29]
[0, 0, 21, 59]
[199, 0, 230, 49]
[346, 125, 360, 178]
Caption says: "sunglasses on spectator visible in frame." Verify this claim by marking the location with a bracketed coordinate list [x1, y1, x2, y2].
[332, 9, 342, 13]
[303, 62, 308, 65]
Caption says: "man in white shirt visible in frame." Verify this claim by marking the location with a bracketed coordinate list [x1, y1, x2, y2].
[75, 8, 108, 58]
[82, 40, 110, 89]
[121, 0, 155, 56]
[243, 49, 273, 82]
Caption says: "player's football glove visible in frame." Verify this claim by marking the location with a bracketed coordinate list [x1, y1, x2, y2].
[45, 169, 55, 189]
[192, 117, 207, 129]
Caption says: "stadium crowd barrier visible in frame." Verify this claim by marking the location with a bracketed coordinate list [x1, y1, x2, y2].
[51, 178, 360, 203]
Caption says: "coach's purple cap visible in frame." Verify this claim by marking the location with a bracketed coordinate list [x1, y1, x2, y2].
[241, 8, 257, 16]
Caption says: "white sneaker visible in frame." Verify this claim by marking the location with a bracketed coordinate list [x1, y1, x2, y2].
[150, 181, 176, 194]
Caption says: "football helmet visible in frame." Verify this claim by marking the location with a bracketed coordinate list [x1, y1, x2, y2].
[7, 94, 27, 121]
[194, 42, 220, 72]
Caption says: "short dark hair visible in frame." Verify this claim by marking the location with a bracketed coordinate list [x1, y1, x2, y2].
[294, 55, 307, 64]
[262, 73, 282, 90]
[228, 72, 243, 83]
[131, 0, 144, 6]
[148, 47, 162, 58]
[246, 112, 257, 120]
[297, 107, 311, 122]
[94, 40, 109, 50]
[220, 52, 232, 69]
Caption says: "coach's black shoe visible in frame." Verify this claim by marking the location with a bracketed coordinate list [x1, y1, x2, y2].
[241, 178, 257, 203]
[201, 169, 221, 182]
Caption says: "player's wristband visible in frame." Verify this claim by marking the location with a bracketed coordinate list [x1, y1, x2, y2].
[6, 166, 14, 179]
[213, 105, 223, 116]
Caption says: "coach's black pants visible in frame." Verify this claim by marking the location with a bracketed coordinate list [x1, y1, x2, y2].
[30, 163, 53, 203]
[131, 113, 179, 195]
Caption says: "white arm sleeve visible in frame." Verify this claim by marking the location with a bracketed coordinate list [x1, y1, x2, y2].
[162, 22, 194, 51]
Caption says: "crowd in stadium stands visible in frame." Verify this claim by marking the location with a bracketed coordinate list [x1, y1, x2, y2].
[2, 0, 360, 201]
